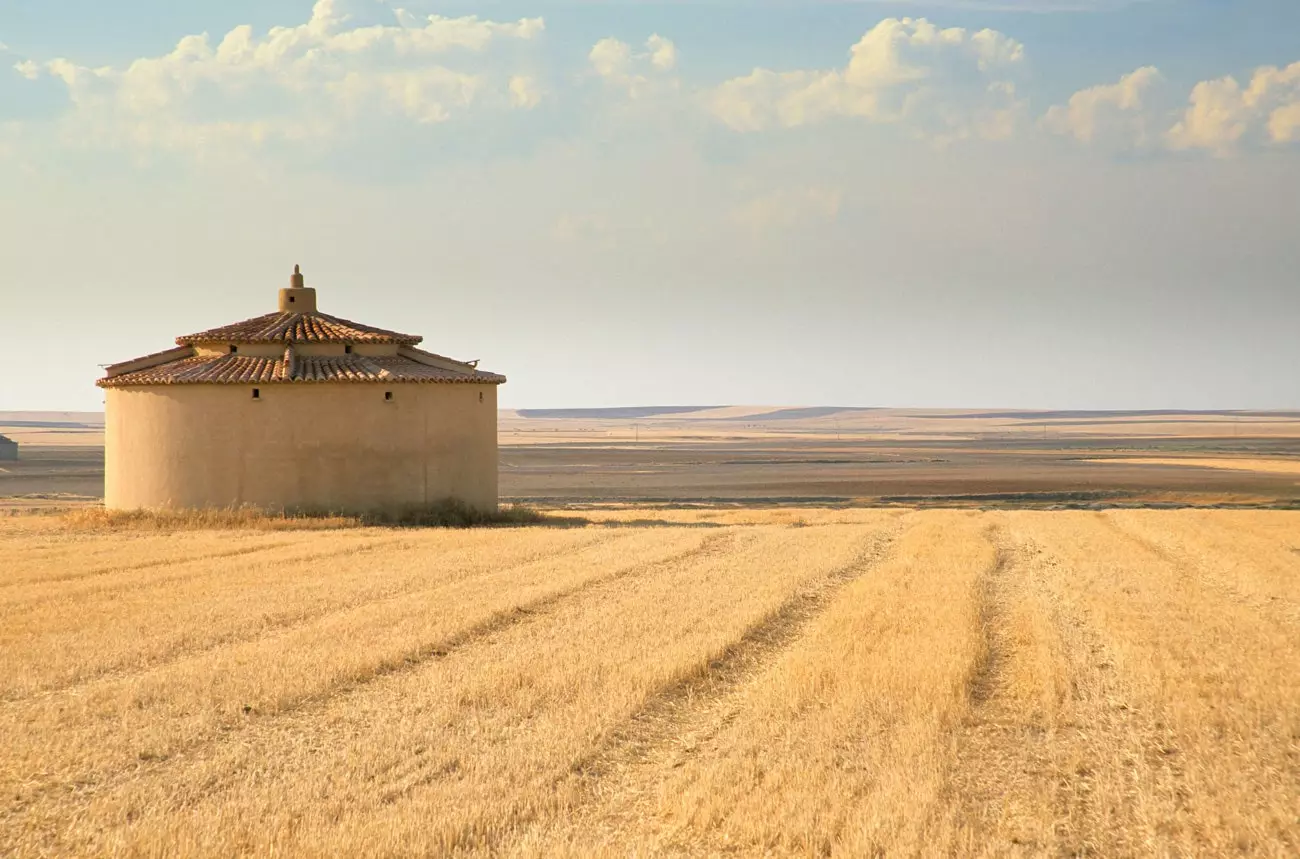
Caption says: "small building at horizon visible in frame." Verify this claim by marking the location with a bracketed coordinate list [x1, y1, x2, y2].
[0, 434, 16, 461]
[98, 266, 505, 513]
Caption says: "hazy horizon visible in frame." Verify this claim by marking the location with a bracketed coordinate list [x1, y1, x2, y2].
[2, 0, 1298, 412]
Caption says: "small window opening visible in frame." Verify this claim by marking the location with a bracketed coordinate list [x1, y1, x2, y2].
[288, 295, 296, 303]
[384, 391, 393, 402]
[252, 388, 261, 400]
[345, 344, 354, 354]
[229, 344, 238, 354]
[479, 391, 484, 403]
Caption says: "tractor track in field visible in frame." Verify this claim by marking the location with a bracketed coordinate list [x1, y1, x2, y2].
[941, 521, 1059, 855]
[1095, 512, 1300, 629]
[1, 532, 625, 704]
[1, 529, 738, 826]
[0, 535, 417, 611]
[0, 537, 302, 591]
[465, 519, 907, 853]
[970, 520, 1191, 857]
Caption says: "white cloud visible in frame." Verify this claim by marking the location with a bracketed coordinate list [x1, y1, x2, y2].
[589, 38, 632, 81]
[17, 0, 544, 154]
[508, 75, 542, 109]
[709, 18, 1025, 142]
[1043, 66, 1161, 147]
[13, 60, 40, 81]
[647, 35, 678, 72]
[1167, 61, 1300, 155]
[1270, 101, 1300, 144]
[589, 34, 679, 99]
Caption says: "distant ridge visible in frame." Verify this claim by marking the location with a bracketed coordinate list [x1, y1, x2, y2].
[0, 412, 105, 425]
[721, 407, 881, 422]
[515, 406, 726, 420]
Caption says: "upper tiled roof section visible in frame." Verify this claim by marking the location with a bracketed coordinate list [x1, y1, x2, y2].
[177, 311, 423, 346]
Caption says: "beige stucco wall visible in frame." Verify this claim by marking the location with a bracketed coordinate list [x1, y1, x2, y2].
[191, 343, 401, 358]
[194, 344, 284, 358]
[105, 384, 498, 513]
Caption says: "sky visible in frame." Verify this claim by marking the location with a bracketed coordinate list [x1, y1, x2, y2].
[0, 0, 1297, 411]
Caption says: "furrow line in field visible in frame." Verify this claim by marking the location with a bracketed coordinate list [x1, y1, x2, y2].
[1, 533, 622, 706]
[938, 520, 1059, 856]
[538, 522, 905, 824]
[1096, 512, 1300, 628]
[1, 530, 739, 822]
[999, 520, 1191, 857]
[343, 531, 741, 700]
[0, 535, 420, 614]
[967, 523, 1014, 707]
[0, 537, 303, 591]
[350, 523, 903, 852]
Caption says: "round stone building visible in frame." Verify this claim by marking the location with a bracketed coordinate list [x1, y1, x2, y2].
[98, 267, 505, 513]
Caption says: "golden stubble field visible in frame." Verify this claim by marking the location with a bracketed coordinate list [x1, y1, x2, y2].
[1, 507, 1298, 857]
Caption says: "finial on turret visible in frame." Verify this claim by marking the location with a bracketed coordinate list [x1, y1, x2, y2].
[290, 264, 305, 290]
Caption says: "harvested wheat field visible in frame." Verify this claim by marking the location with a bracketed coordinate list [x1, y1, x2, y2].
[1, 508, 1298, 857]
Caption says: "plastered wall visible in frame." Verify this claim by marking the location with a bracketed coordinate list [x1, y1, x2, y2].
[104, 384, 498, 513]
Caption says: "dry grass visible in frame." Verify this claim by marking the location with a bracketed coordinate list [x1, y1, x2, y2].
[0, 508, 1297, 857]
[56, 500, 560, 532]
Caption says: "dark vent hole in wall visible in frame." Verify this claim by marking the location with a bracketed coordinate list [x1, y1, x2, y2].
[230, 345, 238, 354]
[385, 391, 393, 401]
[252, 388, 261, 400]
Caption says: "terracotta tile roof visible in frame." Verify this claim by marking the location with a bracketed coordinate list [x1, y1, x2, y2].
[103, 345, 201, 377]
[177, 311, 422, 346]
[99, 352, 505, 388]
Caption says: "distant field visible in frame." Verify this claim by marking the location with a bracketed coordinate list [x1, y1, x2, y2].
[5, 406, 1300, 509]
[2, 508, 1297, 857]
[1087, 457, 1300, 476]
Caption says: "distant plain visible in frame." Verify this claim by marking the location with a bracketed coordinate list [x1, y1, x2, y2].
[4, 406, 1299, 510]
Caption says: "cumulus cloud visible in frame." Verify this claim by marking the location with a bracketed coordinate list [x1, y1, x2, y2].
[13, 60, 40, 81]
[16, 0, 544, 154]
[1043, 66, 1161, 147]
[646, 35, 678, 72]
[508, 75, 542, 109]
[589, 34, 678, 99]
[708, 18, 1025, 143]
[1167, 61, 1300, 155]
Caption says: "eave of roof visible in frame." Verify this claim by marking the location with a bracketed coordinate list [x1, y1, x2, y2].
[98, 351, 506, 388]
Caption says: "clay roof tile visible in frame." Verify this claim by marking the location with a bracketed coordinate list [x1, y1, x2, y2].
[98, 353, 505, 388]
[176, 311, 422, 346]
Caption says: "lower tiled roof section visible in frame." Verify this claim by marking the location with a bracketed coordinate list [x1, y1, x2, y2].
[98, 352, 505, 387]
